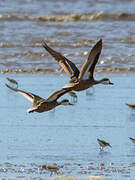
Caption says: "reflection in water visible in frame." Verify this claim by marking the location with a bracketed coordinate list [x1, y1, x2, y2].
[98, 150, 111, 158]
[69, 91, 78, 103]
[127, 112, 135, 122]
[49, 108, 56, 119]
[86, 87, 95, 96]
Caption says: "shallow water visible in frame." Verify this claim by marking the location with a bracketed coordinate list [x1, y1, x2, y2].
[1, 0, 135, 179]
[1, 0, 135, 73]
[0, 72, 135, 179]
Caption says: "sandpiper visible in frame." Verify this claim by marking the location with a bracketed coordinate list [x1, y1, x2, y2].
[42, 164, 63, 176]
[97, 138, 112, 150]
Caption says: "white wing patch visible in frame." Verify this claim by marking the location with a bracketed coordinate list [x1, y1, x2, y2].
[62, 82, 78, 89]
[27, 106, 38, 113]
[81, 70, 92, 80]
[17, 91, 34, 103]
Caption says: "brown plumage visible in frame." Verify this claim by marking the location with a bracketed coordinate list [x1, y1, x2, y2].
[42, 164, 63, 176]
[126, 103, 135, 109]
[129, 137, 135, 144]
[6, 84, 73, 113]
[42, 39, 113, 92]
[97, 138, 112, 150]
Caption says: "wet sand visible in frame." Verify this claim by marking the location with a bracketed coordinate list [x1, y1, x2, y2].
[0, 72, 135, 179]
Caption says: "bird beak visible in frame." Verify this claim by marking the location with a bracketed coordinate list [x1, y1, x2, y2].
[68, 102, 74, 105]
[109, 81, 114, 85]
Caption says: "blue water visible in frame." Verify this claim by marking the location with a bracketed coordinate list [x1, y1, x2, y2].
[1, 0, 135, 72]
[0, 73, 135, 179]
[1, 0, 135, 179]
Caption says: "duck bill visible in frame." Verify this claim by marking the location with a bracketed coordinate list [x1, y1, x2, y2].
[109, 82, 114, 85]
[68, 102, 74, 105]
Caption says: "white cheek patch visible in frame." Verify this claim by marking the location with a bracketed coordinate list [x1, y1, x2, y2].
[102, 80, 109, 84]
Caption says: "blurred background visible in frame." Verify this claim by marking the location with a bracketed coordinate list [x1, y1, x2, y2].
[1, 0, 135, 73]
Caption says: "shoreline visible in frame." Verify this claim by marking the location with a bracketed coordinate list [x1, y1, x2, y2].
[1, 67, 135, 74]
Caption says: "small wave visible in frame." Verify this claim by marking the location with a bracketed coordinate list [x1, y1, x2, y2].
[1, 12, 135, 22]
[1, 67, 135, 74]
[0, 68, 57, 74]
[2, 51, 45, 59]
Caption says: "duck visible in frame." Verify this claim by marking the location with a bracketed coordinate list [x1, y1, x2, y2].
[97, 138, 112, 150]
[6, 84, 73, 113]
[42, 39, 113, 92]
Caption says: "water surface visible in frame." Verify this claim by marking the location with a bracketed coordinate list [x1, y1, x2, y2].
[1, 73, 135, 179]
[0, 0, 135, 73]
[1, 0, 135, 179]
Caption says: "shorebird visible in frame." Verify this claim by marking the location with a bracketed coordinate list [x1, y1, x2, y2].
[6, 77, 18, 88]
[6, 84, 73, 113]
[126, 103, 135, 109]
[97, 138, 112, 150]
[42, 164, 63, 176]
[42, 39, 113, 93]
[129, 137, 135, 144]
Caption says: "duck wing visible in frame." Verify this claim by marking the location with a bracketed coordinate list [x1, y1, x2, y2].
[79, 39, 102, 80]
[6, 84, 43, 104]
[47, 88, 71, 101]
[42, 41, 80, 78]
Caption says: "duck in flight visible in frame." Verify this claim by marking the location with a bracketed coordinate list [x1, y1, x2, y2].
[6, 84, 73, 113]
[42, 39, 113, 92]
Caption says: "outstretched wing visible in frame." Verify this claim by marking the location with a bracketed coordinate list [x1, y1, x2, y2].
[47, 88, 71, 101]
[6, 84, 43, 104]
[42, 41, 80, 78]
[79, 39, 102, 80]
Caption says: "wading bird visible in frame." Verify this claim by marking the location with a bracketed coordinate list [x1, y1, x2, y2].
[97, 138, 112, 150]
[42, 164, 63, 176]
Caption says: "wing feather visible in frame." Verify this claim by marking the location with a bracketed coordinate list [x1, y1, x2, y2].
[42, 41, 80, 78]
[47, 88, 71, 101]
[6, 84, 42, 104]
[79, 39, 102, 80]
